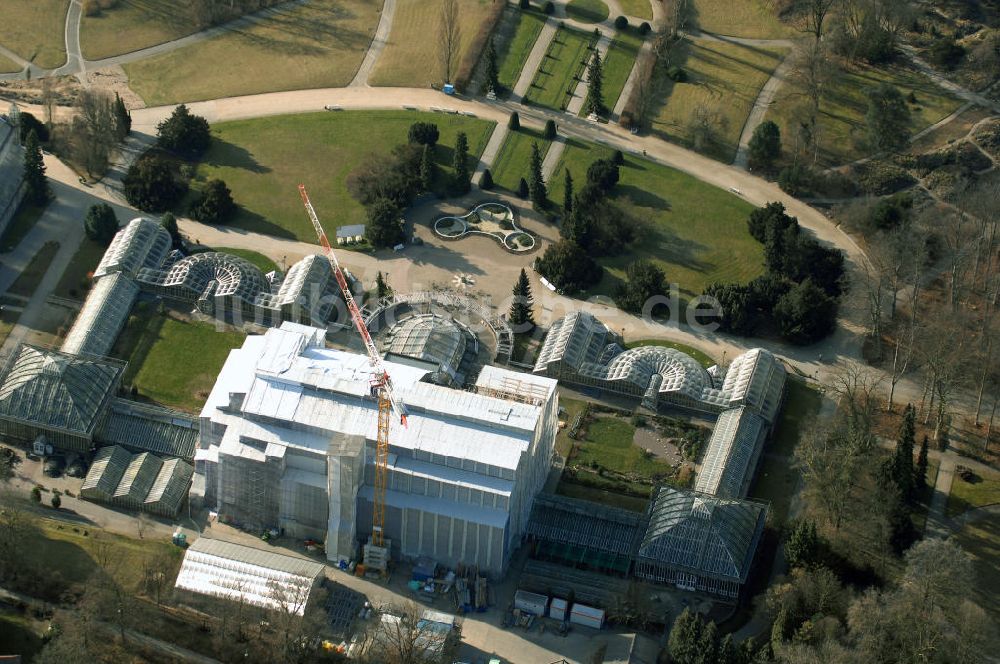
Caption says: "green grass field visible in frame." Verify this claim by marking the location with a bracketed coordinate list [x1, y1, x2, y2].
[748, 377, 822, 525]
[650, 37, 787, 162]
[596, 28, 644, 115]
[0, 0, 69, 68]
[490, 127, 553, 192]
[54, 238, 105, 300]
[766, 61, 964, 166]
[625, 339, 715, 367]
[123, 0, 380, 105]
[370, 0, 496, 88]
[691, 0, 796, 39]
[496, 9, 547, 92]
[566, 0, 610, 23]
[214, 247, 279, 274]
[618, 0, 652, 20]
[80, 0, 206, 60]
[0, 203, 46, 252]
[573, 416, 674, 476]
[526, 27, 595, 110]
[115, 309, 245, 412]
[195, 110, 494, 242]
[947, 469, 1000, 517]
[547, 140, 763, 299]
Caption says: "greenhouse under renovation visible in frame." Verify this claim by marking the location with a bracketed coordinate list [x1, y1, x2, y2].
[196, 321, 559, 576]
[524, 312, 786, 598]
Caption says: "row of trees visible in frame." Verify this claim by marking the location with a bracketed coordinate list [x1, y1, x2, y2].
[702, 202, 845, 344]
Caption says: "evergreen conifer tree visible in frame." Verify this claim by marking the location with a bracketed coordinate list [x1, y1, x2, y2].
[528, 142, 547, 209]
[668, 608, 704, 664]
[113, 92, 132, 140]
[480, 168, 494, 190]
[453, 132, 470, 193]
[485, 39, 501, 95]
[420, 144, 434, 191]
[915, 434, 929, 493]
[509, 268, 535, 330]
[375, 271, 393, 299]
[23, 129, 49, 205]
[584, 50, 604, 116]
[895, 403, 916, 502]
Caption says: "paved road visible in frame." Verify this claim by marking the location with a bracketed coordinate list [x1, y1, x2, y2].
[350, 0, 396, 87]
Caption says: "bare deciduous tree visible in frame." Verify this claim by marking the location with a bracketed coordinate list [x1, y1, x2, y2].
[438, 0, 461, 85]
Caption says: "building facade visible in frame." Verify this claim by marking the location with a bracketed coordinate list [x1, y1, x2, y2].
[0, 108, 25, 241]
[197, 322, 559, 576]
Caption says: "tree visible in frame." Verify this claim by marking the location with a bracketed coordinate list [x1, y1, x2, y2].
[156, 103, 211, 158]
[891, 403, 916, 502]
[615, 259, 667, 314]
[517, 177, 529, 199]
[484, 39, 501, 95]
[480, 168, 494, 190]
[18, 111, 49, 143]
[122, 153, 187, 212]
[189, 178, 235, 224]
[159, 212, 181, 249]
[438, 0, 461, 84]
[773, 279, 838, 344]
[544, 119, 557, 140]
[748, 120, 781, 171]
[0, 448, 21, 484]
[528, 142, 547, 209]
[866, 83, 911, 154]
[453, 131, 470, 193]
[509, 268, 535, 331]
[112, 92, 131, 140]
[22, 129, 49, 205]
[31, 486, 41, 503]
[50, 494, 60, 509]
[408, 122, 439, 146]
[688, 102, 726, 153]
[73, 89, 117, 178]
[84, 203, 119, 245]
[785, 519, 821, 569]
[563, 169, 574, 215]
[584, 49, 604, 116]
[796, 0, 839, 41]
[586, 158, 619, 192]
[420, 144, 434, 191]
[365, 197, 404, 248]
[535, 240, 603, 294]
[914, 434, 929, 493]
[668, 608, 705, 664]
[508, 111, 520, 130]
[375, 271, 393, 299]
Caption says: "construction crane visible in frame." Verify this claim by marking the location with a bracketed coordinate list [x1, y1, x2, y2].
[298, 184, 407, 556]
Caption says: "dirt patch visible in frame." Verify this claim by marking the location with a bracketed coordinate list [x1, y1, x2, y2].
[633, 426, 684, 465]
[87, 65, 145, 110]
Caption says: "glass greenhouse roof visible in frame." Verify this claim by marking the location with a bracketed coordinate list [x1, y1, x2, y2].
[94, 218, 172, 279]
[695, 407, 765, 498]
[0, 345, 123, 434]
[62, 273, 139, 357]
[138, 252, 268, 302]
[381, 314, 468, 382]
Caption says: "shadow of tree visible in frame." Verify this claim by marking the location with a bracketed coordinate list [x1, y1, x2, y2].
[201, 138, 271, 174]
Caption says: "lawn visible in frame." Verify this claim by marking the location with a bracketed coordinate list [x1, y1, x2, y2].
[547, 140, 763, 299]
[370, 0, 496, 88]
[0, 203, 46, 252]
[490, 127, 553, 192]
[954, 518, 1000, 623]
[114, 307, 246, 413]
[195, 110, 494, 242]
[625, 339, 715, 367]
[54, 238, 105, 300]
[0, 53, 20, 74]
[215, 247, 279, 274]
[6, 241, 59, 299]
[0, 0, 69, 68]
[566, 0, 610, 24]
[947, 469, 1000, 518]
[748, 377, 823, 526]
[496, 9, 547, 93]
[80, 0, 208, 60]
[690, 0, 796, 39]
[123, 0, 380, 106]
[766, 61, 964, 167]
[596, 27, 644, 114]
[525, 27, 595, 110]
[573, 416, 673, 477]
[618, 0, 652, 20]
[650, 37, 787, 162]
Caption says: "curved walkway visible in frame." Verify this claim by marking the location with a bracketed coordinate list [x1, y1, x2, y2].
[349, 0, 396, 87]
[734, 50, 794, 168]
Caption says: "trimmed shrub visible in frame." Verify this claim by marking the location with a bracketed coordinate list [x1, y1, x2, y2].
[614, 15, 628, 29]
[544, 119, 557, 140]
[518, 177, 530, 199]
[543, 1, 555, 14]
[509, 112, 521, 130]
[639, 21, 651, 35]
[480, 169, 495, 190]
[519, 0, 530, 8]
